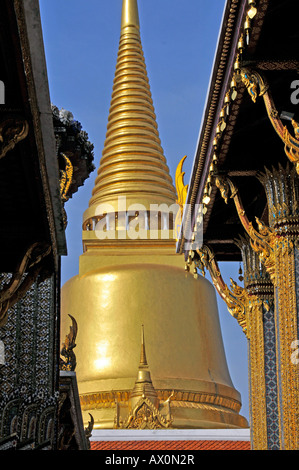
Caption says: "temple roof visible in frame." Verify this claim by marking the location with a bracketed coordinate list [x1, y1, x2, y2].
[91, 439, 250, 451]
[177, 0, 299, 261]
[0, 0, 66, 272]
[0, 1, 95, 273]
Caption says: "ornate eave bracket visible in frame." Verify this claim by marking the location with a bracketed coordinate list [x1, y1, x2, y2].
[0, 116, 29, 160]
[238, 67, 299, 174]
[196, 245, 248, 336]
[215, 175, 276, 284]
[0, 242, 52, 327]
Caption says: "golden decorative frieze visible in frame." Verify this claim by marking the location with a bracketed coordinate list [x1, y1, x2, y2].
[79, 388, 242, 414]
[169, 401, 233, 413]
[0, 116, 29, 160]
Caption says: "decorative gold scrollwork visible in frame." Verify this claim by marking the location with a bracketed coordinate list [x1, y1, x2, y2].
[0, 116, 29, 160]
[59, 153, 73, 229]
[196, 244, 248, 336]
[123, 397, 172, 430]
[239, 67, 299, 174]
[240, 68, 269, 103]
[60, 153, 73, 203]
[215, 175, 276, 283]
[0, 242, 52, 327]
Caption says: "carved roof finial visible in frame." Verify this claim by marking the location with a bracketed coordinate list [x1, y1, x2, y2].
[140, 324, 148, 369]
[130, 325, 158, 407]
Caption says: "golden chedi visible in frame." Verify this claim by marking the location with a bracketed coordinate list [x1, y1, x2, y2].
[61, 0, 248, 430]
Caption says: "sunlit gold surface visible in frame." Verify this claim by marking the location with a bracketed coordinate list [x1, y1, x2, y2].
[121, 0, 140, 29]
[174, 155, 188, 240]
[61, 243, 248, 429]
[61, 0, 248, 430]
[85, 0, 176, 222]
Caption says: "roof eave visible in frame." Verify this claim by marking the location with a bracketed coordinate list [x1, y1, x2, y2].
[14, 0, 67, 265]
[176, 0, 269, 255]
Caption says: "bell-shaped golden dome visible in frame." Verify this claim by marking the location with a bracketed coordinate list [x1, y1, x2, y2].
[62, 262, 248, 429]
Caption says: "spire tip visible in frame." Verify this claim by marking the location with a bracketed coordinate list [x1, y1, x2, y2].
[121, 0, 140, 29]
[140, 324, 148, 368]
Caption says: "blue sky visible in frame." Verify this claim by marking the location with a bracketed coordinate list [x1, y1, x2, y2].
[39, 0, 249, 421]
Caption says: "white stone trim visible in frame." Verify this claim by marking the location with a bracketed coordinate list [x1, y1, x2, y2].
[90, 428, 250, 442]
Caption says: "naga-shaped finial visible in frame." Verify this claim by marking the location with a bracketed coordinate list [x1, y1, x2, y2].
[85, 413, 94, 448]
[60, 315, 78, 371]
[174, 155, 188, 240]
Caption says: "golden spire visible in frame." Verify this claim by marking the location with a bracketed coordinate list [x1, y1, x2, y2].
[121, 0, 140, 29]
[139, 324, 148, 368]
[84, 0, 176, 223]
[130, 325, 158, 408]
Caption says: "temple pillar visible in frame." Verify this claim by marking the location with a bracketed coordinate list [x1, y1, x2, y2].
[257, 165, 299, 450]
[215, 164, 299, 449]
[236, 237, 279, 450]
[196, 241, 277, 449]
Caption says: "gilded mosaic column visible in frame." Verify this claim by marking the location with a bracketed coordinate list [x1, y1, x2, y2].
[258, 165, 299, 450]
[236, 237, 279, 450]
[236, 68, 299, 448]
[216, 164, 299, 448]
[195, 242, 275, 449]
